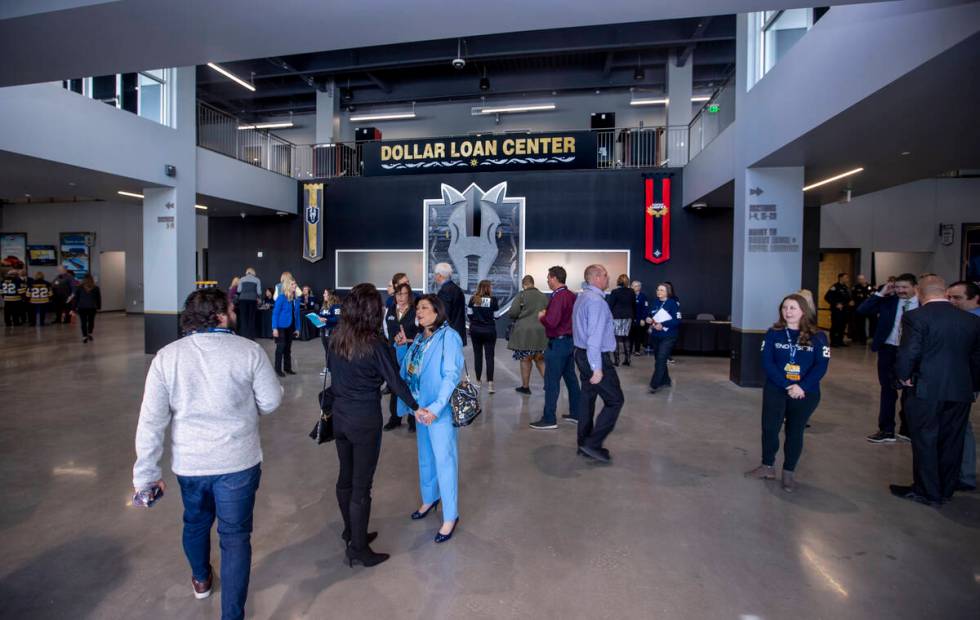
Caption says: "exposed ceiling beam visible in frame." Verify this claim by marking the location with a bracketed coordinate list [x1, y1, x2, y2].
[603, 51, 615, 76]
[267, 57, 320, 91]
[365, 71, 391, 93]
[677, 16, 713, 67]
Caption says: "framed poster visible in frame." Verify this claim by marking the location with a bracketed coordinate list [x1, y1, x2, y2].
[1, 233, 28, 267]
[60, 232, 92, 277]
[27, 245, 58, 266]
[962, 223, 980, 282]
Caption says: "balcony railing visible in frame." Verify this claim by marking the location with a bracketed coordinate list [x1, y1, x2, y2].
[688, 73, 736, 161]
[197, 101, 671, 179]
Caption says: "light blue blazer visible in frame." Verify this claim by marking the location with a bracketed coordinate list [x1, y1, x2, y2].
[397, 324, 464, 421]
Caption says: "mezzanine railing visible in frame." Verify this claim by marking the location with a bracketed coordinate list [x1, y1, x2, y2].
[688, 73, 736, 161]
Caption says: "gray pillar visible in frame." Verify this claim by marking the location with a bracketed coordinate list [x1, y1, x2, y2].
[730, 166, 805, 386]
[666, 50, 693, 166]
[315, 81, 339, 144]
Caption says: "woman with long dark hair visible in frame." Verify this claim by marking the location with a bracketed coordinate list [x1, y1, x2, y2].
[383, 283, 418, 431]
[745, 293, 830, 492]
[468, 279, 499, 393]
[397, 294, 464, 544]
[328, 283, 422, 567]
[72, 274, 101, 343]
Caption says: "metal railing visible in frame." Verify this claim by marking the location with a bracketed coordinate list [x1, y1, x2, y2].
[197, 101, 672, 179]
[688, 73, 736, 161]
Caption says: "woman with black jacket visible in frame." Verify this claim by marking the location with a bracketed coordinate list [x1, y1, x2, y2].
[468, 279, 499, 393]
[327, 283, 422, 567]
[607, 274, 636, 366]
[383, 283, 419, 432]
[72, 274, 102, 343]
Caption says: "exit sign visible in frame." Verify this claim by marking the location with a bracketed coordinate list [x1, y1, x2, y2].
[707, 104, 720, 114]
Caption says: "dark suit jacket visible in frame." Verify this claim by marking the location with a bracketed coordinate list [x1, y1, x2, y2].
[857, 294, 901, 352]
[438, 279, 467, 346]
[895, 301, 980, 403]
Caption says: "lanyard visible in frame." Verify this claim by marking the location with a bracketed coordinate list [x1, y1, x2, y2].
[784, 329, 799, 364]
[407, 324, 446, 371]
[191, 327, 234, 335]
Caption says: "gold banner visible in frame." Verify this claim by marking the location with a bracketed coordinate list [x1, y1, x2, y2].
[303, 183, 323, 263]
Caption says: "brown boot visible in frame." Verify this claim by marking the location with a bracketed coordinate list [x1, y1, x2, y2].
[781, 470, 797, 492]
[744, 464, 776, 479]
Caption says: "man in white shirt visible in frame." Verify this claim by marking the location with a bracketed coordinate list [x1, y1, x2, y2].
[857, 273, 918, 443]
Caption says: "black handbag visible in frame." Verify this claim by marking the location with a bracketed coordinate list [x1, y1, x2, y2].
[309, 374, 335, 444]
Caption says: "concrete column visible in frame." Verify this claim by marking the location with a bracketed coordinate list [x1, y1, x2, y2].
[730, 166, 805, 385]
[143, 66, 197, 353]
[666, 50, 693, 166]
[315, 81, 340, 144]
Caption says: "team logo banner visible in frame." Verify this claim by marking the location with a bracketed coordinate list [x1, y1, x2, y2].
[644, 175, 671, 264]
[303, 183, 324, 263]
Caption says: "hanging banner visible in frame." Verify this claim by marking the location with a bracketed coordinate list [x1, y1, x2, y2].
[644, 176, 671, 264]
[303, 183, 324, 263]
[362, 131, 597, 176]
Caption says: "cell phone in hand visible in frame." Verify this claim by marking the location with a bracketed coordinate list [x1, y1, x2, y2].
[133, 484, 164, 508]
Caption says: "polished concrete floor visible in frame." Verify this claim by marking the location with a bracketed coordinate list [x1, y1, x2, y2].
[0, 314, 978, 619]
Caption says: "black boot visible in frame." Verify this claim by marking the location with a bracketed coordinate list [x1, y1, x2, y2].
[407, 415, 416, 433]
[346, 498, 388, 567]
[613, 351, 620, 366]
[338, 488, 376, 547]
[383, 415, 402, 431]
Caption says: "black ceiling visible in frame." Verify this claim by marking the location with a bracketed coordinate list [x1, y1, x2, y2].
[197, 16, 735, 120]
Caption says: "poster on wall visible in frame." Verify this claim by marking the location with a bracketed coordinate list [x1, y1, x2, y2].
[962, 223, 980, 282]
[27, 245, 58, 266]
[302, 182, 324, 263]
[423, 181, 524, 311]
[60, 233, 92, 277]
[1, 233, 28, 266]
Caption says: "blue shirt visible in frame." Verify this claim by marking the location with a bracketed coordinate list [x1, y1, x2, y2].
[634, 291, 649, 324]
[761, 328, 830, 394]
[971, 307, 980, 317]
[647, 298, 681, 338]
[572, 284, 617, 371]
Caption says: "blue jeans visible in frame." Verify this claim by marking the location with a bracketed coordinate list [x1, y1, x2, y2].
[177, 464, 262, 620]
[542, 336, 581, 424]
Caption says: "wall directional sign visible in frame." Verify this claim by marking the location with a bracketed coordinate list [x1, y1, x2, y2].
[749, 187, 764, 196]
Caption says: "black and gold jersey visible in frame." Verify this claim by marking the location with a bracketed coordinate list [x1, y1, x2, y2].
[27, 281, 52, 304]
[1, 276, 23, 302]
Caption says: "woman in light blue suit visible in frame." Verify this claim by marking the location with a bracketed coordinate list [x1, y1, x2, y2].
[397, 294, 464, 543]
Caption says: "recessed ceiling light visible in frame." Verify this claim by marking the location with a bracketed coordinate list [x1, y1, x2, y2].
[237, 122, 294, 130]
[68, 182, 76, 187]
[207, 62, 256, 92]
[901, 151, 911, 156]
[802, 167, 864, 191]
[118, 190, 144, 199]
[195, 204, 207, 210]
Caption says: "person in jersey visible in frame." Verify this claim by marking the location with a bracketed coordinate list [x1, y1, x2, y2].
[27, 271, 53, 326]
[132, 288, 282, 619]
[745, 293, 831, 492]
[2, 268, 25, 327]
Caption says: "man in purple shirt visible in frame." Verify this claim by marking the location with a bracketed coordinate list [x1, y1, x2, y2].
[530, 266, 582, 430]
[571, 264, 624, 462]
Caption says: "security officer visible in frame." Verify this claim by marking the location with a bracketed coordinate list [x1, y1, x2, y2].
[2, 268, 25, 327]
[27, 271, 53, 326]
[849, 274, 874, 344]
[824, 273, 851, 347]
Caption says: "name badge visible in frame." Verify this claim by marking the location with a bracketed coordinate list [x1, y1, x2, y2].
[784, 363, 801, 381]
[407, 362, 417, 375]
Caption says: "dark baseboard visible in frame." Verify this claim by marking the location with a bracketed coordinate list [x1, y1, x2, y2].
[730, 330, 766, 387]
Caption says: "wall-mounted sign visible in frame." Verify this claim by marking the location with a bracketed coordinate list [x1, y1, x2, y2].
[707, 104, 720, 114]
[362, 131, 597, 176]
[303, 183, 324, 263]
[27, 245, 58, 266]
[60, 232, 92, 277]
[1, 233, 27, 266]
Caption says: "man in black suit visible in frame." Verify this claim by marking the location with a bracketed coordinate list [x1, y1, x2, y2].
[858, 273, 919, 443]
[890, 275, 980, 506]
[433, 262, 466, 346]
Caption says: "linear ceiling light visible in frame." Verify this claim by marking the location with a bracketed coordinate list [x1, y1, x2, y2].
[237, 122, 294, 130]
[207, 62, 256, 92]
[348, 112, 417, 122]
[479, 104, 556, 114]
[802, 167, 864, 191]
[691, 95, 711, 102]
[630, 98, 668, 106]
[195, 204, 208, 210]
[117, 190, 143, 199]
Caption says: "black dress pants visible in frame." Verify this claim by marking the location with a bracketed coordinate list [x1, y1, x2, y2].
[905, 397, 971, 501]
[761, 382, 821, 471]
[648, 335, 677, 389]
[574, 349, 624, 451]
[78, 309, 96, 337]
[238, 300, 257, 340]
[333, 414, 383, 549]
[830, 309, 848, 345]
[876, 345, 908, 435]
[470, 331, 496, 381]
[274, 326, 294, 372]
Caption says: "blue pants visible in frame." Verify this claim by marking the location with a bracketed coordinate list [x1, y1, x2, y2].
[542, 336, 581, 424]
[416, 417, 459, 522]
[648, 335, 677, 390]
[177, 464, 261, 620]
[962, 418, 976, 487]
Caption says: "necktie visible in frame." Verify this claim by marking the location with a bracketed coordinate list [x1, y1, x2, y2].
[897, 300, 910, 340]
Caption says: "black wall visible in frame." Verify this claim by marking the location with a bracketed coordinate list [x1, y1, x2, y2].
[208, 168, 735, 318]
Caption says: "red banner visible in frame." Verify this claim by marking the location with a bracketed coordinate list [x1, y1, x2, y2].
[644, 176, 671, 264]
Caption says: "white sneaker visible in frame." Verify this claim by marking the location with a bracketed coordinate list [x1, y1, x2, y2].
[488, 381, 495, 394]
[319, 367, 328, 376]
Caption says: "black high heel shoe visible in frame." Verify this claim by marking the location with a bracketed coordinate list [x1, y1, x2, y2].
[411, 499, 440, 520]
[434, 518, 459, 544]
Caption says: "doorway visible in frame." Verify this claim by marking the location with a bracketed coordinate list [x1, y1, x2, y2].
[817, 249, 859, 330]
[99, 251, 126, 311]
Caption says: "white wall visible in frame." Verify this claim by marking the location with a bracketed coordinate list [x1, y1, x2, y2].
[820, 177, 980, 281]
[1, 201, 145, 312]
[196, 147, 298, 213]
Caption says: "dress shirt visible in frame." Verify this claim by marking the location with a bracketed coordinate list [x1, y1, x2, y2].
[572, 284, 617, 371]
[884, 294, 918, 346]
[540, 286, 576, 338]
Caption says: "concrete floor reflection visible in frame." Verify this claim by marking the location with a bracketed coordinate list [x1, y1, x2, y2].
[0, 314, 978, 619]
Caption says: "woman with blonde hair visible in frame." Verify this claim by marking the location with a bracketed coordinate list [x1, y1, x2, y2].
[273, 271, 294, 300]
[271, 275, 301, 376]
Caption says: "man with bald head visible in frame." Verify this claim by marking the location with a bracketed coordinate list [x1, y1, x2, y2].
[891, 275, 980, 506]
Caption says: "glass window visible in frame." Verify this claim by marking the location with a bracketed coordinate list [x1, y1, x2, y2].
[761, 9, 813, 76]
[138, 71, 165, 124]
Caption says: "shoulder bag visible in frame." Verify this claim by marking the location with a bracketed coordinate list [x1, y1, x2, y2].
[442, 329, 481, 427]
[309, 368, 335, 444]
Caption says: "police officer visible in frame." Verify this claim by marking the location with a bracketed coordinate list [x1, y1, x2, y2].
[824, 273, 852, 347]
[849, 274, 874, 345]
[27, 271, 53, 326]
